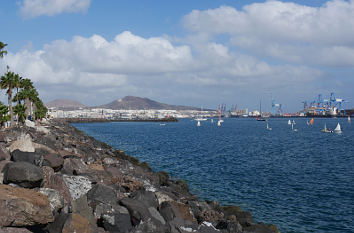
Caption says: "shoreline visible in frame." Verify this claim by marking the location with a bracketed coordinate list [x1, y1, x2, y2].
[0, 119, 279, 233]
[65, 117, 179, 123]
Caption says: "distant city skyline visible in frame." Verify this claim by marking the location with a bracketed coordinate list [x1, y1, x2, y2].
[1, 0, 353, 112]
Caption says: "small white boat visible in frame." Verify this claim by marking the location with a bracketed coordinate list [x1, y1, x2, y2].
[292, 120, 296, 125]
[160, 123, 166, 126]
[321, 123, 333, 133]
[348, 116, 351, 124]
[334, 123, 342, 133]
[291, 122, 297, 132]
[266, 123, 272, 131]
[211, 119, 214, 123]
[217, 120, 221, 126]
[197, 120, 201, 127]
[288, 120, 291, 125]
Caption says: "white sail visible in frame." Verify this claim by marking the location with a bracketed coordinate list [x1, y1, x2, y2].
[267, 123, 272, 130]
[288, 120, 291, 125]
[217, 120, 221, 126]
[334, 123, 341, 133]
[197, 121, 201, 127]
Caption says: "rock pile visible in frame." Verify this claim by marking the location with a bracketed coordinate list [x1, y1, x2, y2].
[0, 119, 279, 233]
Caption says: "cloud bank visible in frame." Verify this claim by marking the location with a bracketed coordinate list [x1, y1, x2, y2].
[19, 0, 91, 18]
[183, 0, 354, 66]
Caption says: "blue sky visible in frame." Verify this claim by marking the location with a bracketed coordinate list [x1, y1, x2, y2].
[1, 0, 353, 112]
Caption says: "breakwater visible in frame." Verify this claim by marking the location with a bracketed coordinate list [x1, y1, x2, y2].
[0, 119, 278, 233]
[65, 117, 178, 123]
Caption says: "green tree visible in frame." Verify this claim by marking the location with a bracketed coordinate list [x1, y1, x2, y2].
[0, 42, 7, 58]
[14, 87, 38, 119]
[0, 71, 16, 127]
[34, 98, 47, 120]
[0, 102, 9, 127]
[13, 104, 27, 124]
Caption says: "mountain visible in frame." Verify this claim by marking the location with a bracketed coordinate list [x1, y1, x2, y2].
[46, 99, 87, 110]
[98, 96, 200, 110]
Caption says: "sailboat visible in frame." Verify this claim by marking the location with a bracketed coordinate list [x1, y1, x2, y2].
[217, 120, 221, 127]
[197, 120, 201, 127]
[306, 118, 314, 126]
[292, 120, 296, 125]
[321, 123, 333, 133]
[348, 116, 351, 124]
[266, 122, 272, 131]
[334, 123, 342, 133]
[257, 100, 265, 121]
[288, 120, 291, 125]
[291, 122, 298, 131]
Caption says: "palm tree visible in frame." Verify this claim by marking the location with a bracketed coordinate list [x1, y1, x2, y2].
[34, 98, 47, 120]
[0, 71, 16, 127]
[0, 102, 9, 127]
[0, 42, 7, 58]
[13, 74, 22, 105]
[15, 87, 38, 119]
[13, 104, 27, 125]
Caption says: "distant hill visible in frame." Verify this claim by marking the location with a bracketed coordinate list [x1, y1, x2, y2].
[46, 99, 87, 110]
[98, 96, 200, 110]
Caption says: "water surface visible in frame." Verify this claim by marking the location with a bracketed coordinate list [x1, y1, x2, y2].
[73, 118, 354, 233]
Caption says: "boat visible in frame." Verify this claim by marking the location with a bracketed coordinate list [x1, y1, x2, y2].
[288, 120, 291, 125]
[291, 122, 297, 131]
[334, 123, 342, 133]
[257, 100, 265, 121]
[310, 118, 314, 125]
[211, 119, 214, 123]
[348, 116, 351, 124]
[197, 120, 201, 127]
[292, 120, 296, 125]
[217, 120, 221, 126]
[321, 123, 333, 133]
[266, 122, 272, 131]
[160, 123, 166, 126]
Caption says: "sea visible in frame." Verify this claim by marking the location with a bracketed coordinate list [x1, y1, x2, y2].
[73, 118, 354, 233]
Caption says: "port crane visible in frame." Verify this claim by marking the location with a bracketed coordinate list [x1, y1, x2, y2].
[271, 97, 283, 116]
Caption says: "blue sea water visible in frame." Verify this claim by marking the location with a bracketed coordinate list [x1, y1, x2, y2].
[73, 118, 354, 233]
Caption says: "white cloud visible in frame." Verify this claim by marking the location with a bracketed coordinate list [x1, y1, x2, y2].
[19, 0, 91, 18]
[0, 32, 330, 110]
[183, 0, 354, 66]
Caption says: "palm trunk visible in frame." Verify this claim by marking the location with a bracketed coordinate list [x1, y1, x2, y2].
[16, 86, 19, 124]
[8, 88, 14, 127]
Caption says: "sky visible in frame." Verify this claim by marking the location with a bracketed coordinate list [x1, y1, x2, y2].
[1, 0, 354, 112]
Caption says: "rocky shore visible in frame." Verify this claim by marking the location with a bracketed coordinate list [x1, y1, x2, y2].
[0, 119, 279, 233]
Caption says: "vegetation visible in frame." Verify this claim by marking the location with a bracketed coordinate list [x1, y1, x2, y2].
[13, 104, 27, 124]
[0, 70, 16, 127]
[0, 102, 9, 127]
[0, 41, 47, 127]
[0, 42, 7, 58]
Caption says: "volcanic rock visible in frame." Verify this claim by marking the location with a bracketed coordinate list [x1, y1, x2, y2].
[0, 148, 10, 161]
[9, 134, 35, 153]
[0, 184, 53, 227]
[10, 150, 43, 166]
[63, 175, 92, 200]
[39, 188, 64, 213]
[3, 162, 44, 188]
[62, 213, 97, 233]
[43, 153, 64, 172]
